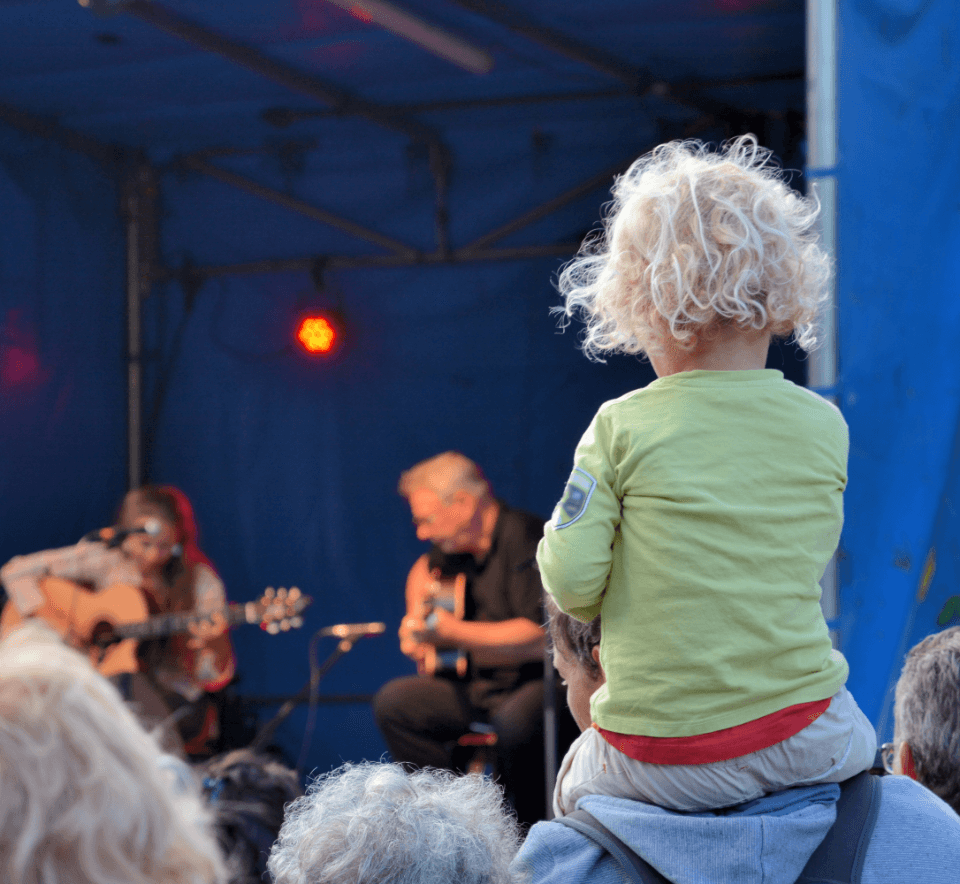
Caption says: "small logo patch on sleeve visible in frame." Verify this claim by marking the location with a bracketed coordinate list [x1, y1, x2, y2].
[553, 467, 597, 529]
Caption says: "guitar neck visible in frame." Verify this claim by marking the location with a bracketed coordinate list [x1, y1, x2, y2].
[114, 603, 254, 641]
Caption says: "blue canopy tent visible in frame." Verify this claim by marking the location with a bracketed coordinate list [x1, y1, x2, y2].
[1, 0, 951, 773]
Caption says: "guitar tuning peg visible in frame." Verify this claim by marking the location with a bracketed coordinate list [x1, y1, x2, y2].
[277, 587, 287, 599]
[289, 587, 301, 600]
[291, 616, 303, 629]
[264, 587, 275, 599]
[267, 622, 280, 635]
[280, 620, 291, 631]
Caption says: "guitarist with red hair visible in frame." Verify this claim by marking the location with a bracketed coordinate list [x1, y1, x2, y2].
[0, 485, 235, 755]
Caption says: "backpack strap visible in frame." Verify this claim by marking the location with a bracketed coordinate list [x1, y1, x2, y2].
[555, 809, 671, 884]
[794, 771, 883, 884]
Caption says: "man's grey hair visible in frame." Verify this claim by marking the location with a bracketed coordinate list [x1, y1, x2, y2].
[894, 625, 960, 813]
[398, 451, 491, 501]
[267, 762, 523, 884]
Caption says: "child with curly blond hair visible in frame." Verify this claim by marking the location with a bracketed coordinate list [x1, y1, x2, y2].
[539, 135, 876, 814]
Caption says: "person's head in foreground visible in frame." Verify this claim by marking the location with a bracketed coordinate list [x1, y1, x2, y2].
[545, 594, 602, 733]
[892, 625, 960, 813]
[200, 748, 303, 884]
[0, 622, 225, 884]
[267, 762, 522, 884]
[556, 134, 830, 367]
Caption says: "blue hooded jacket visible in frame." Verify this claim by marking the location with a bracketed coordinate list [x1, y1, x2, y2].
[514, 777, 960, 884]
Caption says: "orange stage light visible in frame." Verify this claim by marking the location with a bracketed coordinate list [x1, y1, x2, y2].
[296, 314, 340, 355]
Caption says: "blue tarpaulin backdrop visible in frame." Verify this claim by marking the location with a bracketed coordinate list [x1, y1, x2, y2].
[836, 0, 960, 739]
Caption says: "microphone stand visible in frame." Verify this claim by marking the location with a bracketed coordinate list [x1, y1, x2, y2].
[249, 631, 367, 773]
[543, 637, 558, 820]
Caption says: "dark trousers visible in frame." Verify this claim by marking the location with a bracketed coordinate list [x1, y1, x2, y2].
[373, 674, 551, 827]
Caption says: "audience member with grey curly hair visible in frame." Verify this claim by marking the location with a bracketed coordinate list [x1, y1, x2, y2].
[892, 626, 960, 813]
[0, 622, 226, 884]
[267, 762, 523, 884]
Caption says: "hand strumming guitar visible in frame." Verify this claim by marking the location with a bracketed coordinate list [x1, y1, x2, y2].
[186, 610, 228, 649]
[399, 615, 427, 663]
[404, 605, 456, 646]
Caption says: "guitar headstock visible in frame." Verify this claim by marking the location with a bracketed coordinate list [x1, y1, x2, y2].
[255, 587, 312, 634]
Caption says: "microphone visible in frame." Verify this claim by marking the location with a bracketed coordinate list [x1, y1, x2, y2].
[105, 518, 164, 548]
[316, 622, 386, 640]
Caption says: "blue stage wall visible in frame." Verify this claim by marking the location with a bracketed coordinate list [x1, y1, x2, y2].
[0, 128, 126, 560]
[836, 0, 960, 739]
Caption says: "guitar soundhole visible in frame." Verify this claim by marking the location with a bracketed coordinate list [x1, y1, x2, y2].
[91, 621, 118, 649]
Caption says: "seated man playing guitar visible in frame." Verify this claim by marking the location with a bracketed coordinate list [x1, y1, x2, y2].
[373, 451, 553, 827]
[0, 485, 234, 756]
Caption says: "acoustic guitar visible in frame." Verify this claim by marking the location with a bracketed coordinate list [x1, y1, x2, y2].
[0, 578, 310, 678]
[413, 568, 468, 678]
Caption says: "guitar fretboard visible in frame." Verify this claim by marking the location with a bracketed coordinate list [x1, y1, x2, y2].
[114, 603, 255, 641]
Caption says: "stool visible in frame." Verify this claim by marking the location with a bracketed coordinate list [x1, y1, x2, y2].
[457, 723, 498, 777]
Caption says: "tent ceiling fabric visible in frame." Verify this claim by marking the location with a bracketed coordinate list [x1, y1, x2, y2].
[0, 0, 805, 273]
[0, 0, 812, 772]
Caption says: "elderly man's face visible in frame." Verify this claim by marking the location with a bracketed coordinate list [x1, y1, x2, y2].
[408, 488, 476, 553]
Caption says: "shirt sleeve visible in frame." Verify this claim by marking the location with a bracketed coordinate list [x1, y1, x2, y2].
[537, 409, 622, 622]
[0, 541, 118, 615]
[188, 563, 234, 691]
[505, 513, 547, 624]
[192, 563, 226, 614]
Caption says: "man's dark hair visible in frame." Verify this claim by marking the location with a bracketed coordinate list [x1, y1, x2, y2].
[544, 593, 602, 679]
[200, 749, 302, 884]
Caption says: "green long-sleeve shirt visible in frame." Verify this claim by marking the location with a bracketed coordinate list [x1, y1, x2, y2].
[538, 369, 849, 736]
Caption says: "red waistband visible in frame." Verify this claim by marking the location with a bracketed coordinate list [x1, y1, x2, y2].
[597, 696, 833, 765]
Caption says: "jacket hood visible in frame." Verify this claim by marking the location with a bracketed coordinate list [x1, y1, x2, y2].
[577, 782, 840, 884]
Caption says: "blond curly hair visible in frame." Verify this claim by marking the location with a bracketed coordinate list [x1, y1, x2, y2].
[556, 135, 831, 359]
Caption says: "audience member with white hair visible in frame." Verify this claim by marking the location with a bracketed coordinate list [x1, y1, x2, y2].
[0, 622, 226, 884]
[268, 762, 523, 884]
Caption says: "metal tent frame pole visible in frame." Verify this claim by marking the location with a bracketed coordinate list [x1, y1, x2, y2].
[121, 161, 159, 490]
[806, 0, 839, 636]
[543, 641, 558, 819]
